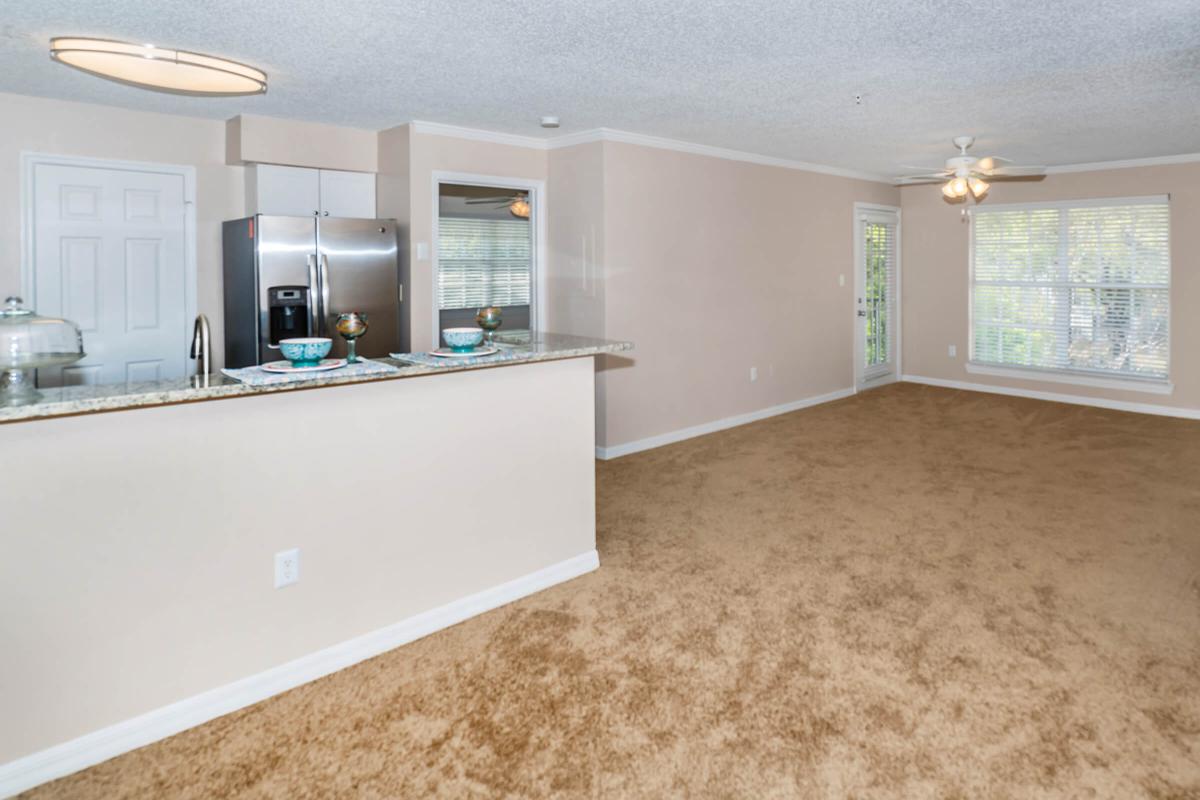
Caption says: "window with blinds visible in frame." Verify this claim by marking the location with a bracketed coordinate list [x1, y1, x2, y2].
[863, 217, 897, 372]
[971, 197, 1170, 381]
[437, 217, 532, 310]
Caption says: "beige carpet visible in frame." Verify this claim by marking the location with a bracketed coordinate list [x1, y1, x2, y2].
[24, 383, 1200, 799]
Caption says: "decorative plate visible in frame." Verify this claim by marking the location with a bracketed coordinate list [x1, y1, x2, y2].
[261, 358, 347, 374]
[429, 347, 500, 358]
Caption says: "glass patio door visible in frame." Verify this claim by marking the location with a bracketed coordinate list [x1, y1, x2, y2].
[855, 206, 900, 389]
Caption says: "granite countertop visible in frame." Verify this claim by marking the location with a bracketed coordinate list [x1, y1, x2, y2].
[0, 333, 631, 424]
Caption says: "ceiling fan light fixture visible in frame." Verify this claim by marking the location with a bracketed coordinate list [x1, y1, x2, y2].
[49, 37, 267, 96]
[942, 176, 970, 198]
[509, 197, 531, 218]
[969, 177, 990, 197]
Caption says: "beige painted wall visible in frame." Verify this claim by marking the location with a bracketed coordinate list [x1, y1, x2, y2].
[0, 92, 243, 365]
[226, 114, 378, 172]
[376, 124, 412, 351]
[546, 142, 607, 338]
[0, 358, 597, 764]
[600, 141, 899, 446]
[900, 163, 1200, 411]
[546, 142, 609, 443]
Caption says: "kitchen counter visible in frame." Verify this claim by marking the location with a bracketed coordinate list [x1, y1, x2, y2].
[3, 337, 613, 776]
[0, 332, 630, 423]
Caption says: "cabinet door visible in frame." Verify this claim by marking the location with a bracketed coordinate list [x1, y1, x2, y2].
[250, 164, 321, 217]
[318, 170, 376, 218]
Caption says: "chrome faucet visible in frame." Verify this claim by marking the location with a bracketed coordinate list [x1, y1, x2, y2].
[190, 313, 212, 381]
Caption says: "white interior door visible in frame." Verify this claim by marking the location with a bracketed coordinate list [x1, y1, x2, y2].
[854, 205, 900, 390]
[30, 160, 190, 386]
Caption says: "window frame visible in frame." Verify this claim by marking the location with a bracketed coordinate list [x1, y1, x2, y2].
[966, 194, 1173, 395]
[430, 172, 546, 350]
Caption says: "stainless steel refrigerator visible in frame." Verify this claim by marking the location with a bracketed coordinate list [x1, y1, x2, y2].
[222, 215, 401, 367]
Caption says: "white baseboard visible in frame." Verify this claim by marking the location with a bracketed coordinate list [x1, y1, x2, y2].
[0, 550, 600, 799]
[596, 387, 856, 460]
[902, 374, 1200, 420]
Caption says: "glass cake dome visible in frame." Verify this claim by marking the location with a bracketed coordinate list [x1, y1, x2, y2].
[0, 296, 85, 405]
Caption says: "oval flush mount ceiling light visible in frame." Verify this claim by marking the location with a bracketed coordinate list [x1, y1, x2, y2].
[49, 37, 267, 96]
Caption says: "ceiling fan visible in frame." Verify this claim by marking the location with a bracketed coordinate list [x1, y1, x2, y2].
[897, 136, 1045, 199]
[463, 192, 531, 218]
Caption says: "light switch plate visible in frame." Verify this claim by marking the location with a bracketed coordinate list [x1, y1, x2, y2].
[948, 344, 957, 357]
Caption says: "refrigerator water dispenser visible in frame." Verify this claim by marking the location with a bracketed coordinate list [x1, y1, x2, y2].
[267, 286, 312, 345]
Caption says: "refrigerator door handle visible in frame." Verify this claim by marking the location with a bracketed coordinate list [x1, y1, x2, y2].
[319, 253, 331, 335]
[306, 254, 320, 336]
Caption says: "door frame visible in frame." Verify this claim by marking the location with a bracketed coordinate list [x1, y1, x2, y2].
[853, 202, 902, 391]
[20, 152, 198, 356]
[430, 170, 547, 348]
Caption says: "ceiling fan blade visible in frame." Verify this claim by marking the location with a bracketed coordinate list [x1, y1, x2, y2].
[899, 164, 949, 173]
[895, 173, 951, 184]
[975, 156, 1015, 173]
[463, 198, 512, 204]
[984, 165, 1046, 178]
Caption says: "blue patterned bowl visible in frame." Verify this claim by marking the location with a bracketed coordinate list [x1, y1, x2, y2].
[278, 337, 332, 367]
[442, 327, 484, 352]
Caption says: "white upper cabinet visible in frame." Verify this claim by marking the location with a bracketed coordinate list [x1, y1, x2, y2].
[248, 164, 321, 217]
[318, 169, 376, 218]
[248, 164, 376, 218]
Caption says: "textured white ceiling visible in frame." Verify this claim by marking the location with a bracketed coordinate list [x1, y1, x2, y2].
[1, 0, 1198, 176]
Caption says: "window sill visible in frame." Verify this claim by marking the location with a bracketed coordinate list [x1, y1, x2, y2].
[965, 362, 1174, 395]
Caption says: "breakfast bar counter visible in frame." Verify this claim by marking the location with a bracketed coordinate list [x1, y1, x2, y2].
[0, 332, 630, 423]
[1, 333, 629, 773]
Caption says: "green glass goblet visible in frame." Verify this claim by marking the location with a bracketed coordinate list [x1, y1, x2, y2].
[335, 312, 369, 364]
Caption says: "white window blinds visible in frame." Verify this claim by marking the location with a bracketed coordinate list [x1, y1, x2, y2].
[437, 217, 532, 310]
[971, 197, 1170, 381]
[861, 211, 898, 374]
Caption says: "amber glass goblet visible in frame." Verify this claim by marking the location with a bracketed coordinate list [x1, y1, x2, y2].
[335, 312, 369, 363]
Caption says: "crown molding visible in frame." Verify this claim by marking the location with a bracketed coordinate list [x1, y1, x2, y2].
[407, 120, 1200, 184]
[1043, 152, 1200, 174]
[548, 128, 892, 183]
[406, 120, 892, 183]
[407, 120, 551, 150]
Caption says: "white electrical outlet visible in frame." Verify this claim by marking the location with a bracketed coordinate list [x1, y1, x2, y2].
[274, 548, 300, 589]
[750, 366, 758, 382]
[839, 274, 846, 287]
[948, 344, 957, 357]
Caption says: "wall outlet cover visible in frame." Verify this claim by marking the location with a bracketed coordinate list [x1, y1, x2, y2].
[750, 366, 758, 382]
[274, 548, 300, 589]
[948, 344, 958, 358]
